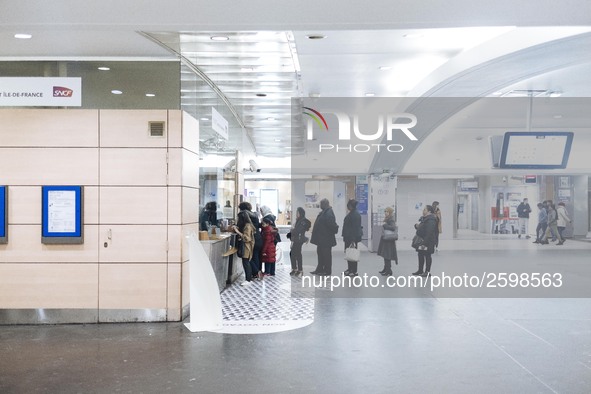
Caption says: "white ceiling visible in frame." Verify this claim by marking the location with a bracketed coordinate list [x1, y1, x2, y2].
[2, 1, 591, 176]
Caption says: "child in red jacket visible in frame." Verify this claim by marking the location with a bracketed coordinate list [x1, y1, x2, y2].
[261, 217, 278, 276]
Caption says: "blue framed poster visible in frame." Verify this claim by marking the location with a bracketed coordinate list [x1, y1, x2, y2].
[0, 186, 7, 244]
[42, 186, 84, 244]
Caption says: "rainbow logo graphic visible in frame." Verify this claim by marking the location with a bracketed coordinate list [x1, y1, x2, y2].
[303, 106, 329, 131]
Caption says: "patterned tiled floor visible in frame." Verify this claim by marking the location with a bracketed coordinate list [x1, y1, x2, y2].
[218, 245, 315, 334]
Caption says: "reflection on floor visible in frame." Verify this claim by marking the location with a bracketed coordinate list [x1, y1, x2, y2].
[1, 237, 590, 392]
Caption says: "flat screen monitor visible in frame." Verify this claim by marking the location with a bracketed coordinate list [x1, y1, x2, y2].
[499, 132, 574, 169]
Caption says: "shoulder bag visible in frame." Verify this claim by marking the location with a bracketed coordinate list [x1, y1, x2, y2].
[411, 235, 425, 249]
[382, 227, 398, 241]
[345, 243, 360, 262]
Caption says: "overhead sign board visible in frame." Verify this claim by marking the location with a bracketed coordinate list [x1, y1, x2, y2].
[211, 107, 229, 140]
[0, 77, 82, 107]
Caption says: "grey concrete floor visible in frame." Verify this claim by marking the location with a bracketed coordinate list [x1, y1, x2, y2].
[1, 238, 591, 393]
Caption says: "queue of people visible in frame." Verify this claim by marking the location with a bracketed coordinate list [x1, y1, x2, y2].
[232, 202, 281, 286]
[230, 196, 573, 286]
[286, 198, 441, 280]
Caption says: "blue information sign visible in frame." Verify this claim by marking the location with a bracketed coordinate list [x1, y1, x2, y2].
[356, 184, 368, 214]
[42, 186, 83, 244]
[0, 186, 6, 242]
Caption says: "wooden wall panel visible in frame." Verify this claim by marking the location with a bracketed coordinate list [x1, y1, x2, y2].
[0, 263, 98, 308]
[98, 264, 167, 309]
[100, 187, 168, 225]
[0, 109, 98, 147]
[99, 109, 168, 148]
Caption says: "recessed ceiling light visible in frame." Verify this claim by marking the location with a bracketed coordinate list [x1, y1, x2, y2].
[379, 66, 392, 71]
[200, 117, 209, 121]
[403, 33, 424, 39]
[274, 139, 283, 142]
[98, 66, 110, 71]
[256, 93, 267, 97]
[306, 34, 326, 40]
[491, 90, 503, 96]
[267, 117, 276, 121]
[111, 90, 123, 95]
[309, 92, 321, 98]
[145, 93, 156, 97]
[365, 93, 375, 97]
[210, 36, 229, 41]
[14, 33, 32, 39]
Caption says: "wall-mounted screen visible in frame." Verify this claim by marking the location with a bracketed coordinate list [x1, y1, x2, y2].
[0, 186, 7, 244]
[42, 186, 84, 244]
[499, 132, 574, 169]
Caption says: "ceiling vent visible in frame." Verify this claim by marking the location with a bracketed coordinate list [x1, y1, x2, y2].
[149, 121, 165, 137]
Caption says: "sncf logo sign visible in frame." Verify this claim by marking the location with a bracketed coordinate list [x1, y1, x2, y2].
[53, 86, 74, 97]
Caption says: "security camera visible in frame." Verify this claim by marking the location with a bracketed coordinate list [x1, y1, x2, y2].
[223, 159, 236, 172]
[248, 159, 261, 173]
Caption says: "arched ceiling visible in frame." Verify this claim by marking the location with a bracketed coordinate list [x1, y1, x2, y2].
[2, 1, 591, 175]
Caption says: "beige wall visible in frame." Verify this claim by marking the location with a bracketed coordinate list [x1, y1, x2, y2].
[0, 109, 199, 322]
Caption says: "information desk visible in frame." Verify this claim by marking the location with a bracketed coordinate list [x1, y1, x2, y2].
[200, 233, 239, 292]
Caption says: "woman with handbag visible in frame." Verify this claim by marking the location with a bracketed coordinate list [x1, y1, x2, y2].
[233, 210, 260, 286]
[342, 199, 363, 277]
[377, 207, 398, 276]
[412, 205, 438, 277]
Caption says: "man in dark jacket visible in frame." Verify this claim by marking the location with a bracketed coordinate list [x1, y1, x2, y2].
[517, 198, 532, 239]
[310, 198, 338, 276]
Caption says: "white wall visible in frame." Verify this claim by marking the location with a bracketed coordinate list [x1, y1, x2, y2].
[396, 178, 456, 241]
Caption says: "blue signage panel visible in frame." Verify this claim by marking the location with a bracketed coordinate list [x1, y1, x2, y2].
[42, 186, 83, 244]
[356, 184, 368, 215]
[0, 186, 6, 242]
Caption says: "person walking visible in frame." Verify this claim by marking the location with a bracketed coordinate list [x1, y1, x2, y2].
[517, 198, 532, 239]
[540, 202, 563, 245]
[310, 198, 338, 276]
[532, 202, 548, 244]
[287, 207, 311, 278]
[412, 205, 438, 277]
[377, 207, 398, 277]
[556, 202, 572, 243]
[342, 199, 363, 277]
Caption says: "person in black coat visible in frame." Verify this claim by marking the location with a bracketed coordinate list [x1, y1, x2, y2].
[342, 199, 363, 277]
[238, 201, 263, 280]
[199, 201, 217, 231]
[412, 205, 438, 277]
[287, 207, 311, 277]
[377, 206, 398, 276]
[310, 198, 338, 276]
